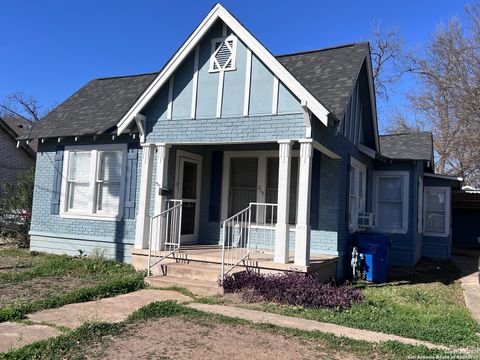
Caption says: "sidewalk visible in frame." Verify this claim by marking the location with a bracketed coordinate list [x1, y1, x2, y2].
[452, 255, 480, 323]
[188, 303, 454, 351]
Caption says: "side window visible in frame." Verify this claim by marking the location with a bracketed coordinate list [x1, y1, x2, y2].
[373, 171, 409, 233]
[423, 187, 450, 237]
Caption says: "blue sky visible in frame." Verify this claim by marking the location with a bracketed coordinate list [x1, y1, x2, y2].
[0, 0, 470, 131]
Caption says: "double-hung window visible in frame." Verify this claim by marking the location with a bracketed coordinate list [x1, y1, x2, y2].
[349, 158, 367, 231]
[61, 144, 127, 220]
[423, 187, 450, 237]
[373, 171, 409, 233]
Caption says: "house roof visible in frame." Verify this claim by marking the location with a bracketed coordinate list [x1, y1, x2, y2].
[22, 43, 369, 140]
[21, 72, 158, 140]
[277, 42, 369, 120]
[0, 116, 37, 155]
[379, 132, 433, 161]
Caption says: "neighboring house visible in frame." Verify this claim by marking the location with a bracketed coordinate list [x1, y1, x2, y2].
[0, 116, 37, 198]
[20, 4, 460, 280]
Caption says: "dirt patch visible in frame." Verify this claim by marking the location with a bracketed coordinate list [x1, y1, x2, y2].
[86, 316, 359, 360]
[0, 257, 35, 273]
[0, 276, 102, 308]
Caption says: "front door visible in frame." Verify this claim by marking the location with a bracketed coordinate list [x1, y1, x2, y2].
[175, 151, 202, 244]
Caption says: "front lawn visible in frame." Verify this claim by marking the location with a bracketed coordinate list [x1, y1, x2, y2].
[1, 301, 453, 360]
[206, 259, 480, 348]
[0, 248, 145, 321]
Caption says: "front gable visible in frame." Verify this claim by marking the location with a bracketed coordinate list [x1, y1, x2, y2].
[142, 20, 302, 125]
[117, 4, 329, 136]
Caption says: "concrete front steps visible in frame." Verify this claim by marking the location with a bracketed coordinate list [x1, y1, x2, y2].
[145, 262, 224, 296]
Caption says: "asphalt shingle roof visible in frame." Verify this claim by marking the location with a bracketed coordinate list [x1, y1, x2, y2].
[379, 132, 433, 161]
[23, 42, 369, 140]
[23, 73, 158, 139]
[277, 42, 369, 119]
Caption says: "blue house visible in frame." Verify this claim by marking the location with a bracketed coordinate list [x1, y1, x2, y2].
[21, 4, 460, 285]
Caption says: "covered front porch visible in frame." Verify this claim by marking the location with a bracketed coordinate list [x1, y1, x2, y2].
[132, 139, 342, 278]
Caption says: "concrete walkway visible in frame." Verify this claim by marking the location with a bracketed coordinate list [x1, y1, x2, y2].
[0, 322, 61, 353]
[452, 255, 480, 323]
[0, 289, 191, 353]
[188, 303, 454, 351]
[28, 289, 191, 329]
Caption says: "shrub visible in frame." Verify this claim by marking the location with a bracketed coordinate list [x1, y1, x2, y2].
[221, 271, 363, 310]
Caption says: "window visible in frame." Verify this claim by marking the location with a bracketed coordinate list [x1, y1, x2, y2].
[209, 35, 237, 72]
[349, 158, 367, 231]
[223, 151, 299, 226]
[373, 171, 409, 233]
[61, 144, 127, 220]
[423, 187, 450, 237]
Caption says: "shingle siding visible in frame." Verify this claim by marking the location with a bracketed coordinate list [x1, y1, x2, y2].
[145, 113, 305, 144]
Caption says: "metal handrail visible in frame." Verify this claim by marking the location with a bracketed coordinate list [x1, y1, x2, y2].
[220, 202, 278, 281]
[147, 199, 183, 276]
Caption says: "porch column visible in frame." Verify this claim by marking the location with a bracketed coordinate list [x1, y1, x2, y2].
[275, 140, 293, 264]
[134, 144, 155, 249]
[295, 139, 313, 266]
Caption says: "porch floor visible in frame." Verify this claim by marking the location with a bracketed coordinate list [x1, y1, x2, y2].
[131, 245, 339, 274]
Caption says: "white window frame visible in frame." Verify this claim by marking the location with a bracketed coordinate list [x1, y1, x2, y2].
[209, 35, 237, 73]
[417, 177, 423, 233]
[220, 150, 299, 226]
[423, 186, 451, 237]
[60, 144, 127, 221]
[349, 157, 367, 232]
[373, 171, 409, 234]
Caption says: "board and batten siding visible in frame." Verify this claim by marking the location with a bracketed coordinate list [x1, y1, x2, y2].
[29, 140, 142, 263]
[143, 20, 303, 144]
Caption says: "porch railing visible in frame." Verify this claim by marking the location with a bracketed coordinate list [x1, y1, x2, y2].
[147, 199, 183, 276]
[220, 202, 277, 280]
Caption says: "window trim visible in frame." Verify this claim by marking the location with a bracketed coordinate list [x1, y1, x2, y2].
[423, 186, 451, 237]
[60, 144, 127, 221]
[417, 177, 423, 234]
[349, 157, 367, 232]
[373, 171, 409, 234]
[209, 35, 237, 73]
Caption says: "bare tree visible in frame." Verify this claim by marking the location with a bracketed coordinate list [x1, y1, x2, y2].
[405, 8, 480, 187]
[385, 110, 421, 134]
[370, 24, 405, 100]
[0, 92, 44, 123]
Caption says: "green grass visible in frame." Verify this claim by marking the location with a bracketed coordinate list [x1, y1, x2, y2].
[210, 259, 480, 348]
[0, 249, 146, 322]
[0, 301, 454, 360]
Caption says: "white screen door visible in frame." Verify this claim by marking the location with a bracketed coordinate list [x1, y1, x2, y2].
[175, 151, 202, 243]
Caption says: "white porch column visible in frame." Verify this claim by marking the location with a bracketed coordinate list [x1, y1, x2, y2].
[295, 139, 313, 266]
[275, 140, 293, 264]
[134, 144, 155, 249]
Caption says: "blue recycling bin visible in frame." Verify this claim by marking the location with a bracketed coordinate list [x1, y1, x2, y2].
[353, 232, 390, 283]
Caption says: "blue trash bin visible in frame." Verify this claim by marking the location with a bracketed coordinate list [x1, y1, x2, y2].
[353, 232, 389, 283]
